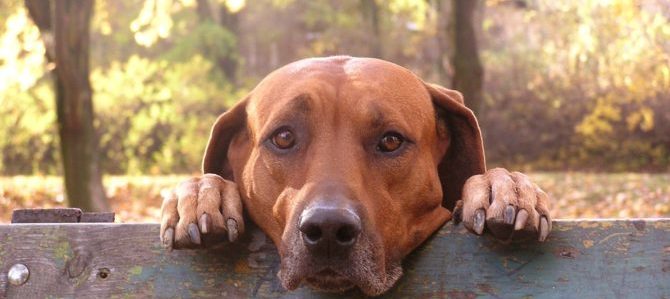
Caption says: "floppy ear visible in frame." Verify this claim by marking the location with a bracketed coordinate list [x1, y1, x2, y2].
[425, 83, 486, 211]
[202, 96, 250, 179]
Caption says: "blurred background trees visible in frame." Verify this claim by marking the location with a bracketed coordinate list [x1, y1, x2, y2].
[1, 0, 669, 181]
[451, 0, 484, 114]
[25, 0, 109, 211]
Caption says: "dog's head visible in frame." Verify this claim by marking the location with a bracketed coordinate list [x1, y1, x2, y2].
[203, 57, 485, 295]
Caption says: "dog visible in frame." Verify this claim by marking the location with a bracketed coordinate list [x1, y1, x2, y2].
[159, 56, 552, 296]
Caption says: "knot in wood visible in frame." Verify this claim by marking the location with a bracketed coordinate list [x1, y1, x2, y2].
[65, 252, 91, 279]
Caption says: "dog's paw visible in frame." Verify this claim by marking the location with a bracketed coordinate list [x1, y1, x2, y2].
[159, 173, 245, 250]
[454, 168, 552, 242]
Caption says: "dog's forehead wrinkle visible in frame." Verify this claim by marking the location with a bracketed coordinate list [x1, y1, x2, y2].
[249, 94, 316, 142]
[253, 79, 340, 122]
[292, 93, 312, 113]
[271, 93, 313, 117]
[365, 103, 385, 130]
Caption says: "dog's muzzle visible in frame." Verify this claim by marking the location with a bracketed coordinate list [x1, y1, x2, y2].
[278, 195, 402, 296]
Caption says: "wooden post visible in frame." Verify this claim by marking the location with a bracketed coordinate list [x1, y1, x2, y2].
[11, 209, 114, 223]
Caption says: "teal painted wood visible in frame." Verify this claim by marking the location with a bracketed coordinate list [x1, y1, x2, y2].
[0, 219, 669, 298]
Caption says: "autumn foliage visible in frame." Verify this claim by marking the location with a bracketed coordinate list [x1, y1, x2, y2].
[1, 0, 669, 175]
[0, 1, 669, 219]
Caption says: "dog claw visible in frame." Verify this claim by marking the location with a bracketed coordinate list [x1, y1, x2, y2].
[188, 223, 201, 245]
[453, 200, 464, 225]
[162, 228, 174, 251]
[514, 209, 529, 231]
[227, 218, 238, 242]
[539, 216, 549, 242]
[473, 209, 485, 235]
[199, 214, 209, 234]
[504, 205, 516, 225]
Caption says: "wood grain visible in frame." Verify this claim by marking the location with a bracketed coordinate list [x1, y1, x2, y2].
[11, 209, 115, 224]
[1, 219, 669, 298]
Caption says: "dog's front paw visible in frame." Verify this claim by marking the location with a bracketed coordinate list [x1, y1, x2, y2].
[159, 173, 245, 250]
[454, 168, 552, 242]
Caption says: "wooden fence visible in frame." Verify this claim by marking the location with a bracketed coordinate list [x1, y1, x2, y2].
[1, 210, 669, 298]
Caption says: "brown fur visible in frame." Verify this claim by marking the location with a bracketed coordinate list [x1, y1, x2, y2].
[160, 56, 551, 296]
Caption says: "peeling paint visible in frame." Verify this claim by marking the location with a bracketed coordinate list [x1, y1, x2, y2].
[128, 265, 143, 277]
[583, 239, 594, 248]
[53, 240, 72, 269]
[579, 222, 600, 229]
[554, 246, 580, 259]
[598, 232, 630, 245]
[600, 222, 613, 229]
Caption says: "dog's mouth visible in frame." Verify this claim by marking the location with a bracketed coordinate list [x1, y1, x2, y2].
[304, 269, 356, 293]
[277, 230, 403, 296]
[279, 259, 402, 296]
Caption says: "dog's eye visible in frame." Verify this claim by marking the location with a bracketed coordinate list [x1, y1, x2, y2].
[271, 128, 296, 149]
[377, 132, 404, 153]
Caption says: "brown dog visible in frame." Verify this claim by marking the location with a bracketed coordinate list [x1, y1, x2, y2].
[159, 56, 552, 296]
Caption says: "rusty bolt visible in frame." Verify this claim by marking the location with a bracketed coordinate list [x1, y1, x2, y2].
[8, 263, 30, 286]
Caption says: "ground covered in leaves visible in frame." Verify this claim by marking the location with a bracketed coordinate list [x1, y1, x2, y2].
[1, 172, 669, 223]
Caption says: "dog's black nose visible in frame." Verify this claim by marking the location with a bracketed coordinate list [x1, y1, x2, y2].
[299, 206, 361, 256]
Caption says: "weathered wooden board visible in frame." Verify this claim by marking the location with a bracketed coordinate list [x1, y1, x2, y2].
[0, 219, 669, 298]
[11, 208, 115, 223]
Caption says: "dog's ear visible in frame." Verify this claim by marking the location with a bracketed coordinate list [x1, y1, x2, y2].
[202, 95, 250, 179]
[425, 83, 486, 211]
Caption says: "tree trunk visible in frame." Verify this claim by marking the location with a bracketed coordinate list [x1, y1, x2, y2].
[195, 0, 214, 21]
[361, 0, 382, 58]
[451, 0, 484, 114]
[433, 0, 449, 82]
[219, 4, 240, 84]
[26, 0, 109, 212]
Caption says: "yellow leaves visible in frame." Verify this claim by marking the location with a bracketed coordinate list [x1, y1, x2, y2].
[129, 0, 246, 47]
[223, 0, 246, 13]
[655, 203, 670, 214]
[0, 7, 45, 92]
[626, 108, 654, 132]
[661, 65, 670, 87]
[663, 21, 670, 35]
[576, 23, 595, 55]
[583, 240, 594, 248]
[93, 1, 113, 36]
[269, 0, 293, 9]
[533, 172, 670, 219]
[87, 54, 234, 174]
[576, 99, 620, 137]
[388, 0, 429, 30]
[0, 176, 188, 223]
[309, 40, 333, 56]
[482, 18, 494, 32]
[130, 0, 176, 47]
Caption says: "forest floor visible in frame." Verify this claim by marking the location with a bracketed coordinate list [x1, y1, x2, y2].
[1, 172, 669, 223]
